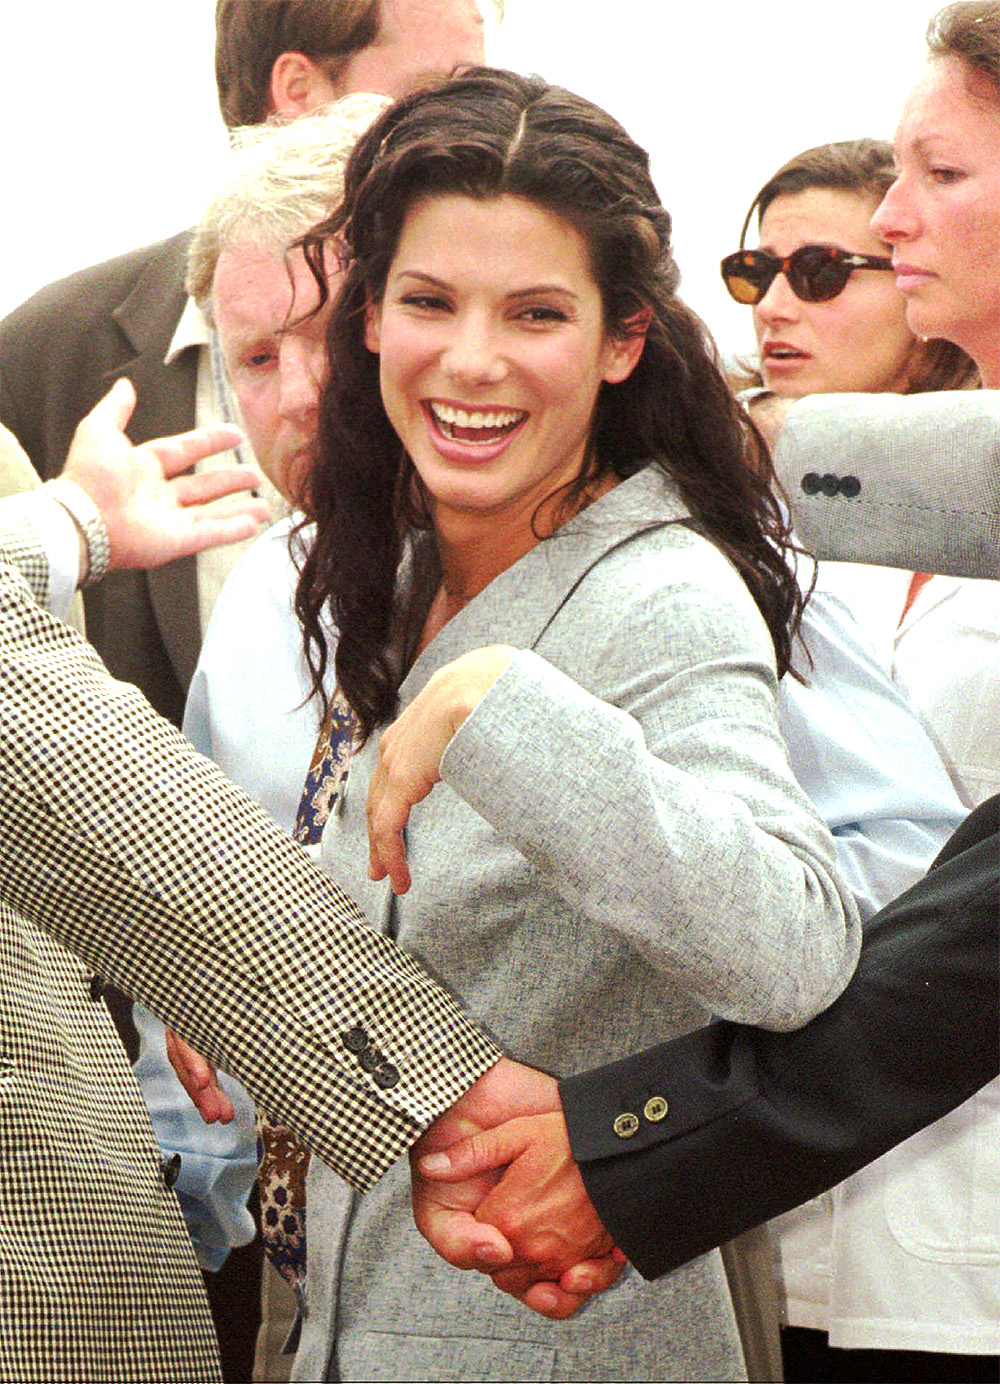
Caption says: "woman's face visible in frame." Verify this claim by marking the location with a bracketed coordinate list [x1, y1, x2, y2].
[365, 193, 642, 538]
[871, 56, 1000, 384]
[752, 188, 917, 398]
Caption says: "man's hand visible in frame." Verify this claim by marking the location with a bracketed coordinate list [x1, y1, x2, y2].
[62, 377, 271, 572]
[411, 1059, 626, 1318]
[165, 1027, 236, 1124]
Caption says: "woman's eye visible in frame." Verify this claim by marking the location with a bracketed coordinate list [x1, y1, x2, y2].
[401, 293, 450, 311]
[518, 305, 567, 324]
[929, 166, 964, 184]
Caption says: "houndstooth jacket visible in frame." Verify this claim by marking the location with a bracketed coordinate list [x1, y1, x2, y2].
[0, 470, 499, 1382]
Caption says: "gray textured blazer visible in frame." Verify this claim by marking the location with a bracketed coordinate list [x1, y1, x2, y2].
[299, 466, 859, 1384]
[778, 390, 1000, 579]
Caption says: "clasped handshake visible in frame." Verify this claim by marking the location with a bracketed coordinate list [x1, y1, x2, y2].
[170, 1038, 626, 1320]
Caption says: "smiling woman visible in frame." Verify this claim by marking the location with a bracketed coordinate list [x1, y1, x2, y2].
[364, 194, 640, 561]
[272, 65, 860, 1384]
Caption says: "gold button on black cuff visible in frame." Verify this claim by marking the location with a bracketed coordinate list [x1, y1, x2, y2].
[644, 1096, 669, 1123]
[613, 1112, 640, 1139]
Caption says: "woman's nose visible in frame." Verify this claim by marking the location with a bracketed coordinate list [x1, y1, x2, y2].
[754, 268, 801, 326]
[871, 178, 916, 244]
[440, 315, 507, 385]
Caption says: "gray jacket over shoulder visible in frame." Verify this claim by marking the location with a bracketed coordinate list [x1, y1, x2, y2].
[298, 465, 859, 1384]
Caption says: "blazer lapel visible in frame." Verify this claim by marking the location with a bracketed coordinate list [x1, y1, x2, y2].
[109, 232, 201, 691]
[399, 465, 691, 703]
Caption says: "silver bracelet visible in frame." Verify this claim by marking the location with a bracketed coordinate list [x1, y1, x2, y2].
[44, 478, 111, 588]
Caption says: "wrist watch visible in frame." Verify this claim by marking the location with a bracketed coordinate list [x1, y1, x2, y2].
[44, 477, 111, 588]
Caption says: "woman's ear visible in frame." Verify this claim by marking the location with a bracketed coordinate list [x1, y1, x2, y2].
[364, 296, 382, 354]
[602, 308, 653, 384]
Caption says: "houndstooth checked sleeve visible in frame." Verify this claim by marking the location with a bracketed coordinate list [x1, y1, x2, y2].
[0, 523, 500, 1192]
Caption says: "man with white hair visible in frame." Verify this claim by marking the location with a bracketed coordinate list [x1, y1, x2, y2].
[187, 95, 389, 503]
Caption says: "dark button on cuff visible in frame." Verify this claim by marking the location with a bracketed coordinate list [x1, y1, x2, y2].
[87, 973, 104, 1002]
[839, 474, 861, 498]
[359, 1046, 383, 1073]
[819, 473, 840, 497]
[801, 472, 822, 496]
[644, 1096, 669, 1123]
[161, 1152, 182, 1189]
[373, 1062, 400, 1090]
[342, 1025, 369, 1054]
[613, 1112, 640, 1139]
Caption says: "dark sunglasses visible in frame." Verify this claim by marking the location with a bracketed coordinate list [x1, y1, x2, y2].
[720, 244, 894, 305]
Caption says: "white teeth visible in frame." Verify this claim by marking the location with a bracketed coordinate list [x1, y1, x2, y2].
[431, 402, 524, 430]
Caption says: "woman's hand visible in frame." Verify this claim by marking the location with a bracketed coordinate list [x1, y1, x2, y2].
[367, 645, 516, 893]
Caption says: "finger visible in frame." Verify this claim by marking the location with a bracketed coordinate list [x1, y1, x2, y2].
[177, 511, 272, 556]
[193, 1083, 237, 1125]
[519, 1281, 593, 1320]
[414, 1200, 514, 1272]
[170, 465, 265, 506]
[419, 1125, 523, 1181]
[100, 376, 138, 431]
[165, 1027, 214, 1091]
[366, 824, 411, 892]
[558, 1252, 628, 1297]
[164, 1029, 235, 1124]
[147, 423, 245, 477]
[366, 788, 412, 893]
[490, 1261, 557, 1295]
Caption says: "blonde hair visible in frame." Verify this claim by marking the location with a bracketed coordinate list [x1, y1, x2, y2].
[186, 93, 390, 319]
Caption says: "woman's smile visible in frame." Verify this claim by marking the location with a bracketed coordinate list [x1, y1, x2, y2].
[424, 398, 529, 459]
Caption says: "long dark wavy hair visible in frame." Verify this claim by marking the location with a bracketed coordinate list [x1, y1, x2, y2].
[730, 138, 979, 395]
[296, 67, 807, 742]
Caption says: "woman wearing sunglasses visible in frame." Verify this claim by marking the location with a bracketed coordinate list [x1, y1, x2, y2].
[720, 138, 977, 400]
[722, 9, 999, 1378]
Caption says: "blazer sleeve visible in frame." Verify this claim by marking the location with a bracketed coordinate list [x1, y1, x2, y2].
[776, 390, 1000, 580]
[0, 534, 499, 1192]
[441, 556, 860, 1032]
[559, 795, 999, 1279]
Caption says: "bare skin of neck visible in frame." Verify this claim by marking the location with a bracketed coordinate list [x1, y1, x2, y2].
[413, 470, 618, 660]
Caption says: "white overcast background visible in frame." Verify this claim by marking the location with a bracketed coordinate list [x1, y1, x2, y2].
[2, 1, 929, 361]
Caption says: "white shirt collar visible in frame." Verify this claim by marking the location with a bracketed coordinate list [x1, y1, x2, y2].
[164, 295, 211, 365]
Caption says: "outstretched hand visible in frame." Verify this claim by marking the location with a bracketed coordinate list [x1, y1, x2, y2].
[411, 1058, 626, 1318]
[61, 377, 271, 573]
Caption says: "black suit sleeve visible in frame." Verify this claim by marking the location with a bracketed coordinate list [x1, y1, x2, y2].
[560, 796, 999, 1280]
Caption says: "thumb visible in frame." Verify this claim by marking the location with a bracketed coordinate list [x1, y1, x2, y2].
[419, 1122, 528, 1181]
[101, 376, 137, 431]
